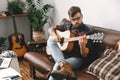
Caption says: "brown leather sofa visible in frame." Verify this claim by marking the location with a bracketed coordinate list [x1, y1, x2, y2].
[24, 25, 120, 80]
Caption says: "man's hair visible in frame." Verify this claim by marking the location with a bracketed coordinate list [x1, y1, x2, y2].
[68, 6, 81, 17]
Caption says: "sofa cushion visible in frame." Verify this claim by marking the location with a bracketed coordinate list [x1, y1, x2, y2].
[24, 52, 54, 73]
[87, 48, 120, 80]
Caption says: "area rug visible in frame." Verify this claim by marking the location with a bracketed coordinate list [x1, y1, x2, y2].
[19, 59, 45, 80]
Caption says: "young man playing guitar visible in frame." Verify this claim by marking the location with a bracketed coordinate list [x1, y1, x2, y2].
[47, 6, 97, 80]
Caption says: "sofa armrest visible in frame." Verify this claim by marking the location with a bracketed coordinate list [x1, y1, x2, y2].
[24, 52, 54, 73]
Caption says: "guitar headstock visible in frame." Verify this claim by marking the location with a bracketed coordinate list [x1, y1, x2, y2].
[88, 33, 104, 43]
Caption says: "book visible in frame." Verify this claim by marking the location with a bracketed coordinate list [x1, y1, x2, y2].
[0, 67, 22, 80]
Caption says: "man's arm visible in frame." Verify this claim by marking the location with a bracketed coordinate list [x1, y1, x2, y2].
[80, 44, 89, 57]
[79, 35, 89, 57]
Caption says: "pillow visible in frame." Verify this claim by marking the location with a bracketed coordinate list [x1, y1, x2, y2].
[87, 48, 120, 80]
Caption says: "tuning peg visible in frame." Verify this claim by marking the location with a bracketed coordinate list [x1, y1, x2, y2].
[93, 40, 96, 43]
[96, 40, 99, 43]
[97, 32, 100, 35]
[99, 40, 102, 43]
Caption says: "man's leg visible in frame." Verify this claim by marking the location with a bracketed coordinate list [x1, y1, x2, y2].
[66, 57, 83, 70]
[47, 38, 66, 80]
[51, 57, 83, 80]
[47, 38, 82, 80]
[47, 38, 65, 62]
[51, 61, 76, 80]
[48, 62, 60, 80]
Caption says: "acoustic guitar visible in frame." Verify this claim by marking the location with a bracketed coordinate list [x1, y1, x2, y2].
[49, 30, 104, 52]
[8, 15, 28, 57]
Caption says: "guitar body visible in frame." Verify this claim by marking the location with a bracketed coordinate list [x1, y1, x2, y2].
[8, 33, 28, 57]
[56, 30, 75, 52]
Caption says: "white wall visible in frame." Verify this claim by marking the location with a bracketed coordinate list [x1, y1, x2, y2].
[0, 0, 31, 43]
[52, 0, 120, 31]
[0, 0, 54, 41]
[0, 16, 31, 43]
[0, 0, 120, 42]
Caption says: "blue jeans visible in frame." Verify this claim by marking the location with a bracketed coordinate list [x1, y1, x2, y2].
[47, 38, 83, 80]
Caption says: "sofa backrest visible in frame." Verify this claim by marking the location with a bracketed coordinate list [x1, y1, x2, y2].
[92, 26, 120, 51]
[84, 25, 120, 64]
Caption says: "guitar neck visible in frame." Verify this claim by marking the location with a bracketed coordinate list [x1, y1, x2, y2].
[12, 15, 17, 33]
[64, 35, 89, 42]
[56, 30, 104, 43]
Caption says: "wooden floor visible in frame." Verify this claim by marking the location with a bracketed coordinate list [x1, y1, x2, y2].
[19, 59, 45, 80]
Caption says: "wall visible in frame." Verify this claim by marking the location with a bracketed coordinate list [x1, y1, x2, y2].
[52, 0, 120, 31]
[0, 0, 31, 43]
[0, 0, 53, 42]
[0, 0, 120, 43]
[0, 16, 31, 43]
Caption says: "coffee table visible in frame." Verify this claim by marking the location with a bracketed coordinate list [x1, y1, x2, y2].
[0, 56, 21, 80]
[10, 56, 20, 73]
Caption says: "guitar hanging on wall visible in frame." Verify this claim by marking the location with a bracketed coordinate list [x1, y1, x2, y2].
[8, 15, 28, 57]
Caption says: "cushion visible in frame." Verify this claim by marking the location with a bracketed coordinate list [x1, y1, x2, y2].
[87, 48, 120, 80]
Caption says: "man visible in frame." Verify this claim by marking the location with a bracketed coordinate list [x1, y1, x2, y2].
[47, 6, 94, 80]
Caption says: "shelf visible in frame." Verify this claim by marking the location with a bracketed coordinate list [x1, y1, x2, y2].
[0, 13, 28, 19]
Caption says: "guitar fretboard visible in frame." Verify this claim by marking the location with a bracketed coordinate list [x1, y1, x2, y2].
[12, 15, 17, 33]
[64, 35, 89, 42]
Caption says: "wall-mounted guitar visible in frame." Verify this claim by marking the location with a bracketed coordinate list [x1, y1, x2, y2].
[8, 15, 28, 57]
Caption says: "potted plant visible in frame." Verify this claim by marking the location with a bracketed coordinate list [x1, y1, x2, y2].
[7, 0, 25, 15]
[26, 0, 54, 41]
